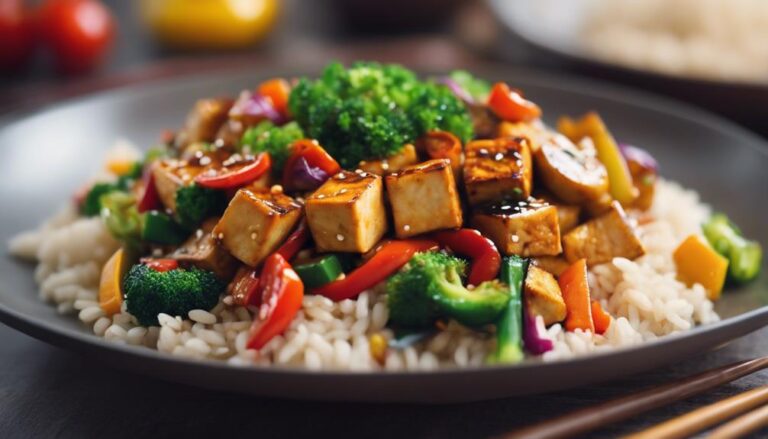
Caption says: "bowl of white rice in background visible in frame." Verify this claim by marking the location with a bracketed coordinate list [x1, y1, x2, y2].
[490, 0, 768, 138]
[1, 64, 767, 402]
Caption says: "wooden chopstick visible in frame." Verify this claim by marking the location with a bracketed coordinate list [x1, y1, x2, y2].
[499, 357, 768, 439]
[707, 403, 768, 439]
[624, 385, 768, 439]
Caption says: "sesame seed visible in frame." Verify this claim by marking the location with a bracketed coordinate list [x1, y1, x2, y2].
[199, 156, 212, 166]
[250, 232, 257, 240]
[217, 232, 224, 240]
[336, 173, 346, 180]
[195, 229, 204, 239]
[338, 189, 347, 194]
[336, 234, 345, 241]
[381, 161, 389, 170]
[403, 225, 411, 232]
[494, 152, 504, 161]
[511, 235, 520, 243]
[270, 184, 284, 194]
[316, 194, 325, 199]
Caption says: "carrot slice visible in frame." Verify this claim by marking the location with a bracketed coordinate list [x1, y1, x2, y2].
[558, 259, 595, 332]
[257, 78, 291, 116]
[591, 300, 612, 335]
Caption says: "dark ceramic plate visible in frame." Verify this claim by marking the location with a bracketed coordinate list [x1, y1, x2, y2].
[1, 65, 766, 403]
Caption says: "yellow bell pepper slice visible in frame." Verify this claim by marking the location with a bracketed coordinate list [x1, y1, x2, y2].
[673, 235, 729, 300]
[99, 248, 130, 315]
[558, 112, 638, 206]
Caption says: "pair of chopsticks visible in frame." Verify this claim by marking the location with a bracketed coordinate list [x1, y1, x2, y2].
[500, 356, 768, 439]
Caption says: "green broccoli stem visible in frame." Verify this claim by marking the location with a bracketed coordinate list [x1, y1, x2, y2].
[491, 256, 528, 364]
[703, 214, 763, 283]
[433, 267, 510, 327]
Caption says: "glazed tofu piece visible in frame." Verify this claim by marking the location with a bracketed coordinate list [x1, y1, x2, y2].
[463, 137, 533, 206]
[213, 189, 302, 266]
[305, 171, 387, 253]
[385, 159, 463, 238]
[471, 199, 562, 257]
[151, 159, 207, 213]
[524, 265, 567, 325]
[536, 192, 582, 234]
[562, 201, 645, 266]
[178, 98, 233, 147]
[497, 119, 548, 153]
[531, 255, 571, 277]
[358, 144, 419, 175]
[172, 218, 237, 279]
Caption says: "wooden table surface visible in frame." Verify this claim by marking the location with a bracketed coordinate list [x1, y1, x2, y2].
[1, 1, 767, 438]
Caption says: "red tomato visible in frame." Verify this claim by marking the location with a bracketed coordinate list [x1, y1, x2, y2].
[0, 0, 35, 71]
[141, 258, 179, 272]
[487, 82, 542, 123]
[36, 0, 115, 74]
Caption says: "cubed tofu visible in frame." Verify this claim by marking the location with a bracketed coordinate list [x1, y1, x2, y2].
[471, 199, 562, 257]
[213, 189, 302, 266]
[151, 159, 207, 213]
[172, 218, 237, 279]
[463, 137, 533, 206]
[531, 255, 571, 277]
[358, 144, 419, 175]
[562, 201, 645, 266]
[468, 103, 500, 139]
[497, 119, 548, 153]
[179, 98, 233, 147]
[536, 192, 582, 234]
[385, 159, 463, 238]
[524, 265, 566, 325]
[305, 171, 387, 253]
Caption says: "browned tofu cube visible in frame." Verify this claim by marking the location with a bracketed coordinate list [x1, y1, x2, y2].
[562, 201, 646, 266]
[463, 137, 533, 206]
[151, 159, 206, 213]
[358, 144, 419, 175]
[497, 119, 548, 153]
[305, 171, 387, 253]
[385, 159, 463, 238]
[179, 98, 233, 147]
[536, 192, 582, 234]
[213, 189, 302, 266]
[531, 255, 571, 277]
[524, 265, 566, 325]
[172, 218, 237, 279]
[472, 199, 562, 257]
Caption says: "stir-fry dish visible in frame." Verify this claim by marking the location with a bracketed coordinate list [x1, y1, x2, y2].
[10, 62, 762, 370]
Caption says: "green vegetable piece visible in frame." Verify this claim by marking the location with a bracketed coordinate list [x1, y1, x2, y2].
[174, 184, 226, 231]
[491, 256, 528, 364]
[123, 264, 225, 326]
[449, 70, 491, 102]
[82, 182, 119, 217]
[240, 121, 304, 172]
[703, 213, 763, 283]
[386, 252, 510, 328]
[293, 255, 344, 289]
[141, 210, 188, 245]
[100, 191, 142, 248]
[288, 61, 473, 168]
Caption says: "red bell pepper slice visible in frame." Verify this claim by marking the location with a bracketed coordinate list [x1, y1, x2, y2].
[257, 78, 291, 116]
[314, 239, 438, 301]
[276, 219, 310, 262]
[430, 229, 501, 286]
[282, 139, 341, 189]
[137, 170, 161, 213]
[195, 152, 271, 190]
[141, 258, 179, 272]
[247, 253, 304, 350]
[488, 82, 542, 123]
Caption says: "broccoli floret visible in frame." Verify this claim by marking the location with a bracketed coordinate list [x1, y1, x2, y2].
[174, 184, 226, 230]
[124, 264, 225, 326]
[387, 252, 511, 328]
[240, 121, 305, 172]
[100, 191, 142, 247]
[288, 61, 473, 168]
[449, 70, 491, 102]
[703, 213, 762, 283]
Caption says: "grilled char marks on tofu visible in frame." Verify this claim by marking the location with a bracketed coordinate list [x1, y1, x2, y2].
[305, 171, 387, 253]
[172, 218, 237, 279]
[534, 133, 609, 205]
[463, 136, 533, 206]
[524, 264, 566, 326]
[385, 159, 463, 238]
[472, 198, 562, 257]
[213, 189, 302, 266]
[562, 201, 645, 266]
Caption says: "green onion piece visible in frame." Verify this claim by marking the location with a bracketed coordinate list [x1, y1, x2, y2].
[491, 255, 528, 364]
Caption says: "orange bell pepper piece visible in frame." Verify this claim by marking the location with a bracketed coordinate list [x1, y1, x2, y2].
[591, 300, 612, 335]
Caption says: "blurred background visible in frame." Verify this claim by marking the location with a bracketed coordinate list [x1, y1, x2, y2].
[2, 0, 767, 136]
